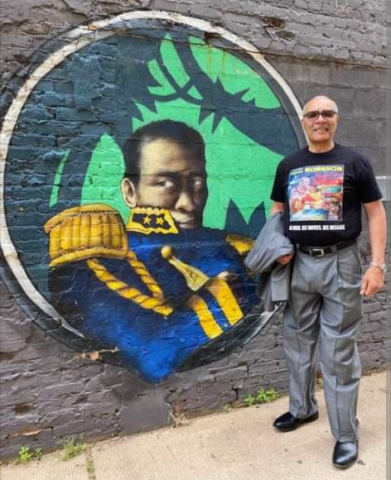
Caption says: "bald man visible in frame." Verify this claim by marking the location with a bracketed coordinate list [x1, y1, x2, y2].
[270, 96, 386, 469]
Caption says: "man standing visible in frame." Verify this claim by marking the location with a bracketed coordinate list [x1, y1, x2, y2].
[270, 96, 386, 469]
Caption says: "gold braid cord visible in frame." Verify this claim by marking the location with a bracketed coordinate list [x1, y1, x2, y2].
[86, 252, 173, 317]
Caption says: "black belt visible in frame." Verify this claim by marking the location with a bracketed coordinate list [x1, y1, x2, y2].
[298, 239, 356, 257]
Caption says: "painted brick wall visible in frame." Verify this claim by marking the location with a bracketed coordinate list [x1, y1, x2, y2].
[0, 0, 389, 459]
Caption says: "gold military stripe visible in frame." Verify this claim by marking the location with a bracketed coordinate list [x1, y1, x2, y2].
[86, 253, 173, 317]
[185, 295, 223, 339]
[160, 245, 244, 327]
[205, 278, 243, 326]
[226, 234, 254, 256]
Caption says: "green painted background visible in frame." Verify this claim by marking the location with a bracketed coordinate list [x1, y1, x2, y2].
[53, 35, 284, 229]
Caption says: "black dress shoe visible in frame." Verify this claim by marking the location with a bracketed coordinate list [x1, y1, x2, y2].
[333, 441, 358, 469]
[273, 411, 319, 432]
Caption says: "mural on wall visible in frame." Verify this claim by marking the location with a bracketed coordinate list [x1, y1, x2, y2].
[0, 12, 305, 383]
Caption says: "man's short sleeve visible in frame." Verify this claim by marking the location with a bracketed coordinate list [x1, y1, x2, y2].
[354, 155, 383, 204]
[270, 161, 286, 203]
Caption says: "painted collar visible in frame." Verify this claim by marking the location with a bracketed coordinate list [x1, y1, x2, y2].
[126, 207, 179, 235]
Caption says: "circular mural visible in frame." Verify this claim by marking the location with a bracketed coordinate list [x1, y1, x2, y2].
[0, 11, 305, 383]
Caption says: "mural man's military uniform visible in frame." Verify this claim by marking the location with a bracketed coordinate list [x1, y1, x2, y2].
[45, 204, 259, 383]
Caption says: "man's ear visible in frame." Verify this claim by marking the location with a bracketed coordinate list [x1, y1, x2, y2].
[121, 177, 138, 208]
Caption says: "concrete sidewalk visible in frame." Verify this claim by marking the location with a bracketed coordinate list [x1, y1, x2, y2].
[1, 371, 387, 480]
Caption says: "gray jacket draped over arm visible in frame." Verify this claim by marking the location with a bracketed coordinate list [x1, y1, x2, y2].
[245, 212, 294, 312]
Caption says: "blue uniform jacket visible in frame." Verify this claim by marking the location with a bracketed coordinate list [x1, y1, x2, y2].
[47, 207, 261, 383]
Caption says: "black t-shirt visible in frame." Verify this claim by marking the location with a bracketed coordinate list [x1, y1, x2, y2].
[270, 144, 382, 247]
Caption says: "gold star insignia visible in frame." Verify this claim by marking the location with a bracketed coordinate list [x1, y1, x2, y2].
[126, 207, 179, 235]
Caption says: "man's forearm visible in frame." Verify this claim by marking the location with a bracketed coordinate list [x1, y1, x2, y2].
[366, 204, 386, 264]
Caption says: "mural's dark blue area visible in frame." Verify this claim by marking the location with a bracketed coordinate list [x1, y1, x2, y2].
[50, 226, 260, 383]
[225, 200, 267, 238]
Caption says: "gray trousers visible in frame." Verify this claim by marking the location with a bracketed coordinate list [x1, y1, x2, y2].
[283, 242, 363, 442]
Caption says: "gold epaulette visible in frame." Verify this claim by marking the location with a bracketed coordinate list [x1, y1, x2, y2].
[226, 234, 254, 256]
[44, 204, 128, 267]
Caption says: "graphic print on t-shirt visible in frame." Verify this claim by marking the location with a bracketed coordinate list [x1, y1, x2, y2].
[288, 165, 344, 222]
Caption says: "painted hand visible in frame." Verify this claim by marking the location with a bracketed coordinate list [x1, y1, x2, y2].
[360, 266, 384, 297]
[276, 254, 294, 265]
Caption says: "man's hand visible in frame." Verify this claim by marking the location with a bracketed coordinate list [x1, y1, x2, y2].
[277, 254, 294, 265]
[360, 266, 384, 297]
[362, 200, 386, 297]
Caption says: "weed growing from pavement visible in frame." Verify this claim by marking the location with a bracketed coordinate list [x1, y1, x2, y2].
[244, 394, 257, 406]
[18, 446, 42, 463]
[256, 387, 278, 403]
[245, 387, 278, 406]
[168, 411, 189, 428]
[59, 437, 85, 460]
[86, 459, 95, 474]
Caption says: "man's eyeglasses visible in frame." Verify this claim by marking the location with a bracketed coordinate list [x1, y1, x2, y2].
[303, 110, 338, 120]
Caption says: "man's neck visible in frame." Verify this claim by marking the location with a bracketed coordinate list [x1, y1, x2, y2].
[308, 141, 335, 153]
[308, 141, 335, 154]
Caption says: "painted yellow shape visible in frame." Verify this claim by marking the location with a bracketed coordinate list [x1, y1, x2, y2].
[126, 207, 179, 235]
[186, 295, 223, 339]
[206, 278, 243, 326]
[44, 204, 128, 266]
[226, 234, 255, 256]
[161, 246, 209, 292]
[87, 257, 173, 317]
[49, 248, 127, 267]
[125, 251, 164, 299]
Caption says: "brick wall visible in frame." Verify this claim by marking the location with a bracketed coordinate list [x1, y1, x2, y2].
[0, 0, 389, 459]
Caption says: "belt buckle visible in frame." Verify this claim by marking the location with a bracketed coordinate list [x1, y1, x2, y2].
[310, 248, 325, 257]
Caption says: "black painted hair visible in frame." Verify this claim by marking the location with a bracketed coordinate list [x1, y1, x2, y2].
[122, 120, 206, 183]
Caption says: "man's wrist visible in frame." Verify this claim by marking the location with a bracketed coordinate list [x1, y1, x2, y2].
[369, 261, 387, 274]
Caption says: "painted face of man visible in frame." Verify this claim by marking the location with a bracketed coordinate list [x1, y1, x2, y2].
[122, 138, 208, 229]
[301, 96, 339, 150]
